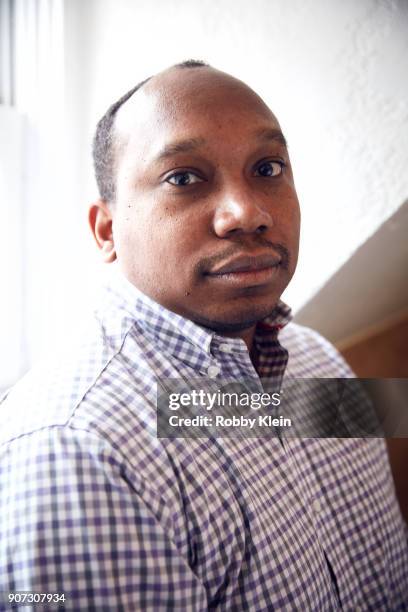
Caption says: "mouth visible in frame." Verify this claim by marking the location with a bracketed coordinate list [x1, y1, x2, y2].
[205, 253, 282, 287]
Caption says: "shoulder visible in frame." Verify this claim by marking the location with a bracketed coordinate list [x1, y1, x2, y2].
[279, 321, 355, 378]
[0, 312, 147, 446]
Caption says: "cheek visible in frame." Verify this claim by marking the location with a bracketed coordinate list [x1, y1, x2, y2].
[287, 203, 301, 266]
[275, 195, 300, 265]
[114, 207, 196, 275]
[288, 205, 301, 240]
[155, 206, 207, 255]
[274, 195, 299, 233]
[112, 210, 154, 274]
[282, 191, 300, 233]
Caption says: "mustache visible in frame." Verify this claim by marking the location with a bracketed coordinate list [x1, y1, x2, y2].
[195, 240, 291, 275]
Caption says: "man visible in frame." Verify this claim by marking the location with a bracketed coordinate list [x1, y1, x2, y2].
[0, 60, 407, 610]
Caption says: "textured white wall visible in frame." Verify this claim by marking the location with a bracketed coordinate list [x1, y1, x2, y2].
[72, 0, 408, 312]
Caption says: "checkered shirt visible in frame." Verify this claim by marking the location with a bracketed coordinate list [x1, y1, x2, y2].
[1, 267, 407, 611]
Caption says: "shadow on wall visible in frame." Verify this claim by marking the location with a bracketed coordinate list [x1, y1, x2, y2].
[294, 200, 408, 524]
[294, 199, 408, 347]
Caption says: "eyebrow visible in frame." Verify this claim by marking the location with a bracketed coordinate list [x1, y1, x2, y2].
[153, 127, 288, 163]
[154, 137, 206, 161]
[253, 127, 288, 149]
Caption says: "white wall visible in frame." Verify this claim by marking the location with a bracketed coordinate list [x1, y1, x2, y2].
[68, 0, 408, 312]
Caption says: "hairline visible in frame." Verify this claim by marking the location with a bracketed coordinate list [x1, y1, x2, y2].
[92, 60, 211, 206]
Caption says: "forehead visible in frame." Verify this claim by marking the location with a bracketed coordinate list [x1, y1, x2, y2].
[114, 68, 281, 166]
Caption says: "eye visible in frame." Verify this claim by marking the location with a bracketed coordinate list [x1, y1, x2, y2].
[165, 171, 204, 186]
[255, 160, 285, 177]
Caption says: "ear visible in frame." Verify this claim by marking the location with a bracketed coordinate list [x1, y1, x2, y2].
[88, 200, 117, 263]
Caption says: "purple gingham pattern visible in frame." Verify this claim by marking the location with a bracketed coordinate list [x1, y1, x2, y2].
[1, 267, 407, 611]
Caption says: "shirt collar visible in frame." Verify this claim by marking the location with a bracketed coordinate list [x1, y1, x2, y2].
[98, 265, 292, 356]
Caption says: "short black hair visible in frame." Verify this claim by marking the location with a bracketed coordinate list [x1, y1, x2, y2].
[92, 59, 209, 204]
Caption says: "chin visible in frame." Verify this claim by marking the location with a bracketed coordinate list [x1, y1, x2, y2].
[190, 301, 278, 333]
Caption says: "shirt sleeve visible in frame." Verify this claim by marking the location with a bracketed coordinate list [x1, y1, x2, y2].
[0, 426, 207, 611]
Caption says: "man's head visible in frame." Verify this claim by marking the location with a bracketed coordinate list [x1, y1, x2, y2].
[89, 60, 300, 335]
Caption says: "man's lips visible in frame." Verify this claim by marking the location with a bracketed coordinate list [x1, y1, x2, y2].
[206, 253, 281, 276]
[203, 253, 282, 288]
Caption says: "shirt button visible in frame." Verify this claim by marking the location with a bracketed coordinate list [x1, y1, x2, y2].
[207, 365, 221, 378]
[219, 343, 233, 353]
[312, 499, 322, 514]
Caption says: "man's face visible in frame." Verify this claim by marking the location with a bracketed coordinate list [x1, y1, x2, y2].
[111, 67, 300, 332]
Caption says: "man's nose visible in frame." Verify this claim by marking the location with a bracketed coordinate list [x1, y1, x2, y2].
[212, 187, 273, 237]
